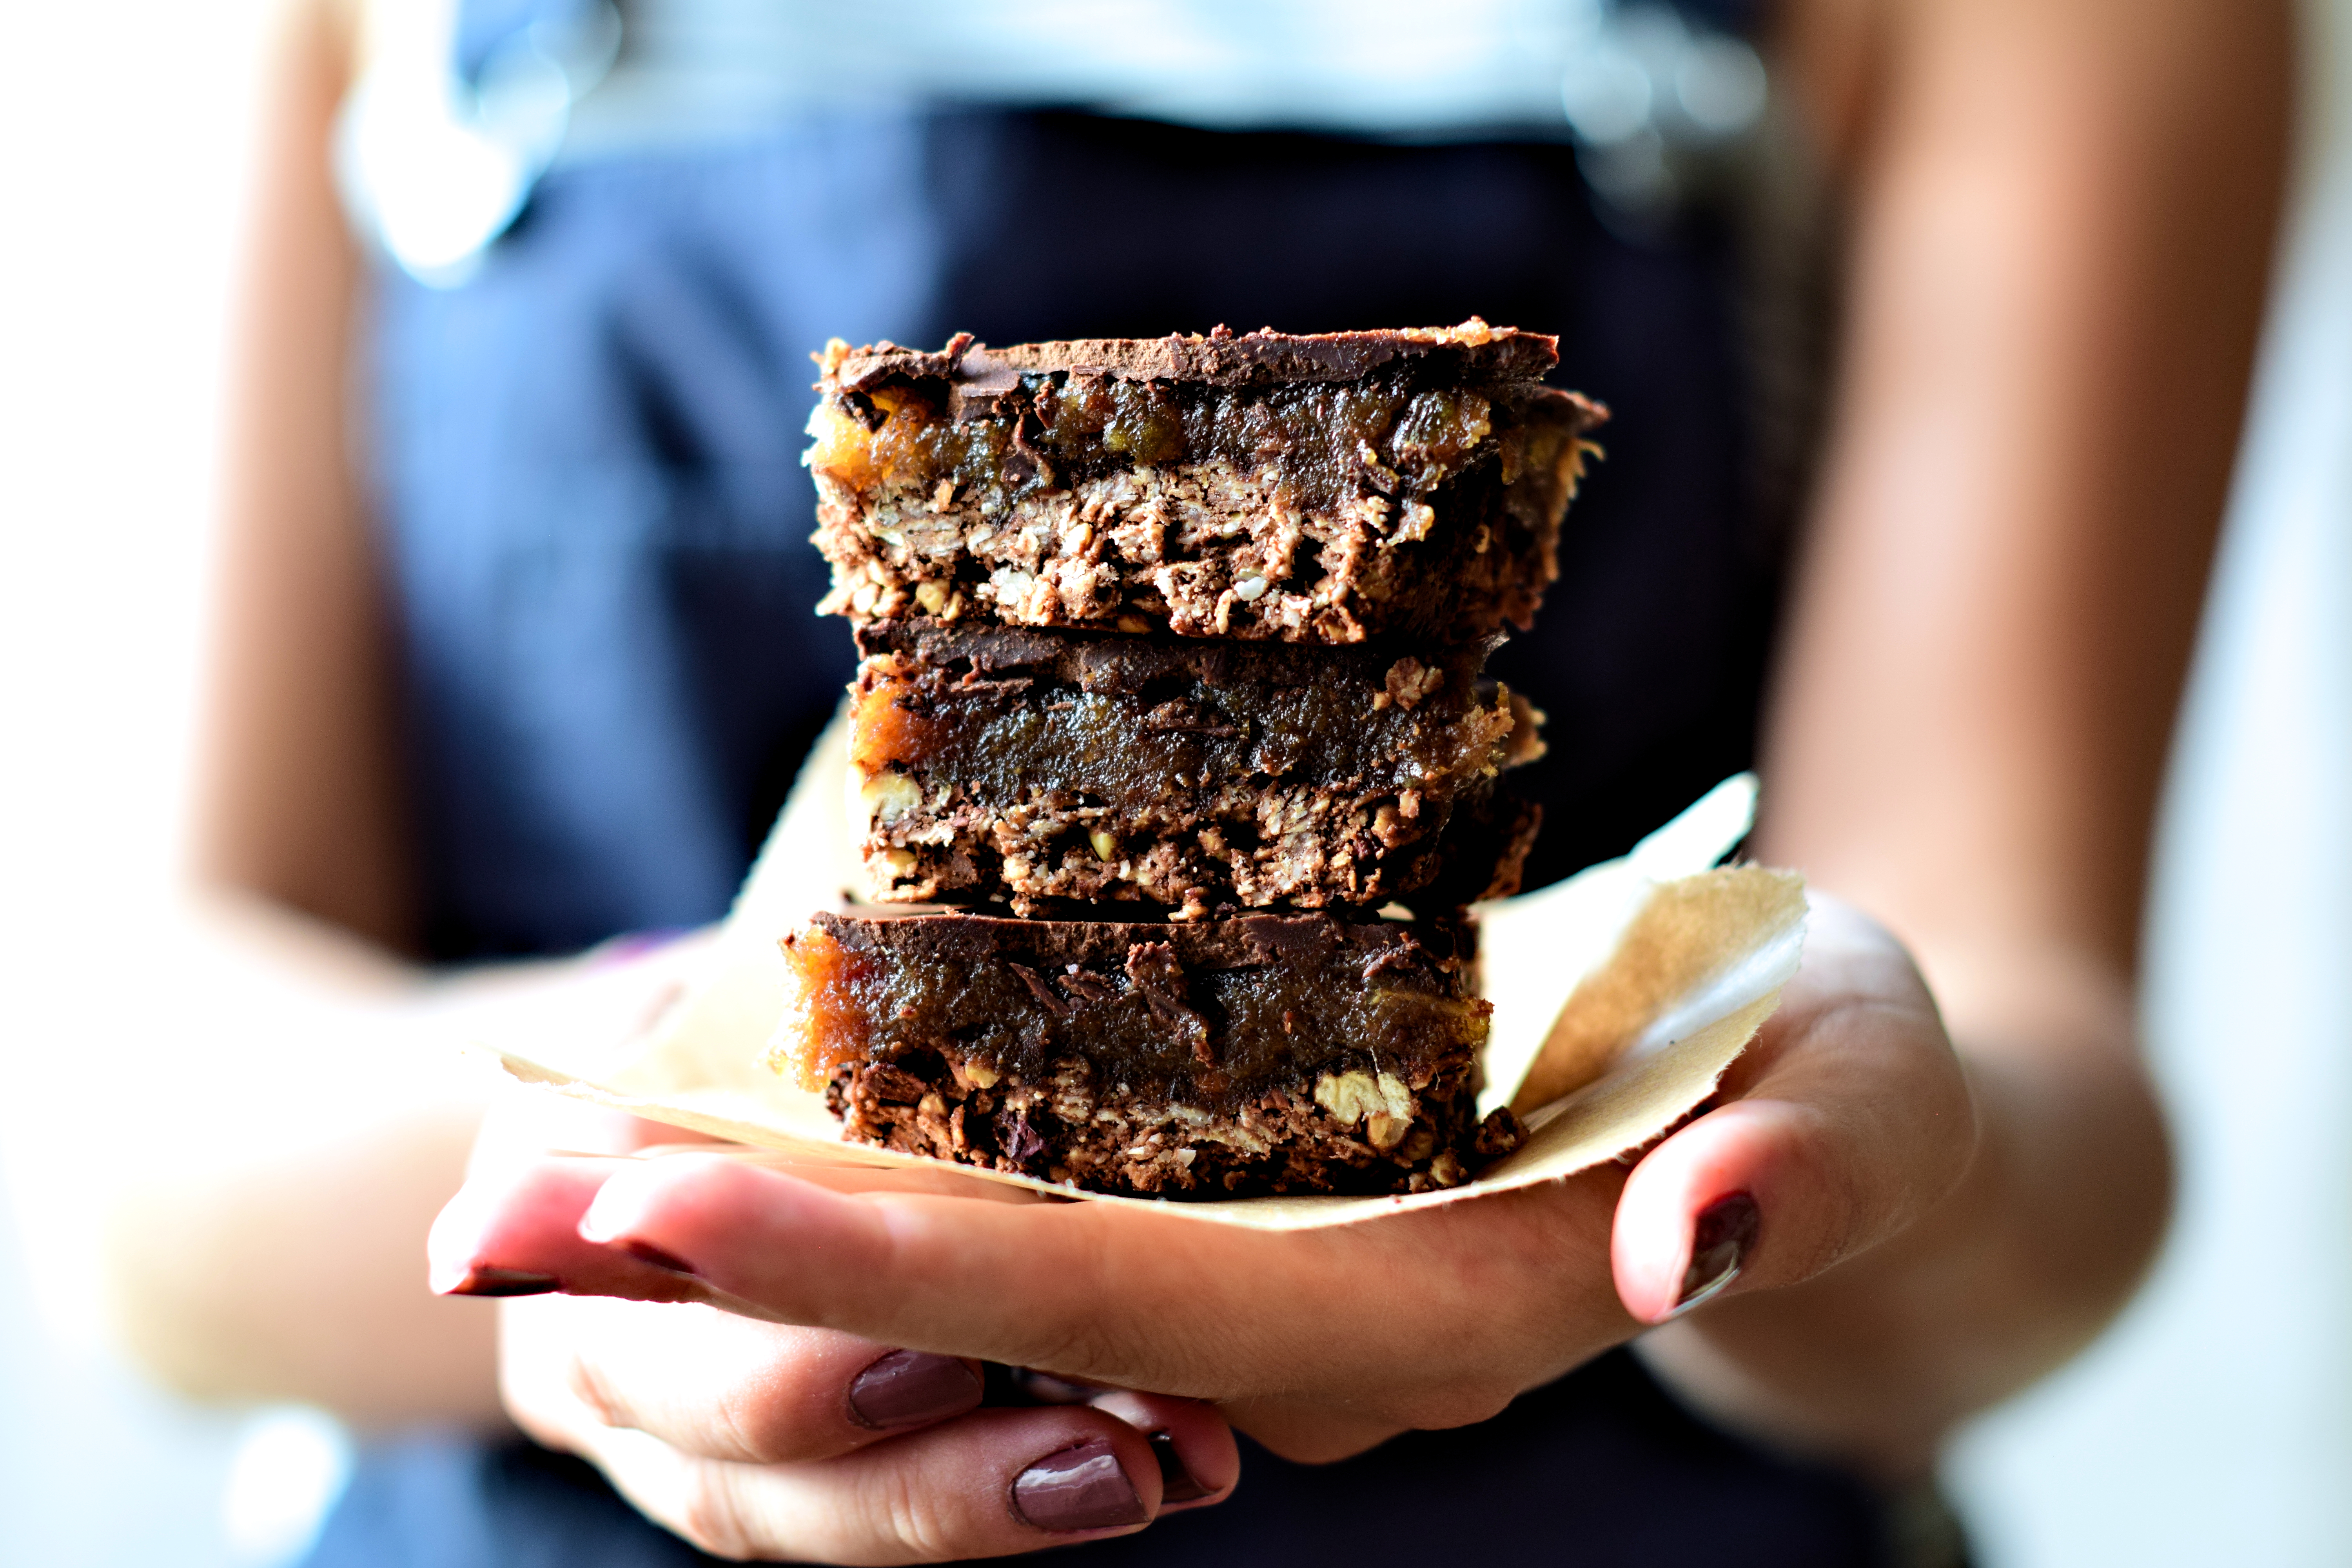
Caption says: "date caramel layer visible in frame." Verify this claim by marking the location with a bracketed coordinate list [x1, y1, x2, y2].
[848, 619, 1542, 915]
[807, 321, 1605, 645]
[774, 908, 1521, 1197]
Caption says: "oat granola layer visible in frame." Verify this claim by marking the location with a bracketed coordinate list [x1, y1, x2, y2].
[775, 907, 1523, 1198]
[806, 321, 1606, 645]
[848, 619, 1543, 914]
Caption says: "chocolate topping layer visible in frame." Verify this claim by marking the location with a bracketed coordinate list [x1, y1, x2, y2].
[828, 320, 1562, 399]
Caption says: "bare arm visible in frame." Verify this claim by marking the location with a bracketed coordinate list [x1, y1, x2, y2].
[92, 0, 505, 1425]
[1643, 0, 2292, 1472]
[197, 0, 408, 948]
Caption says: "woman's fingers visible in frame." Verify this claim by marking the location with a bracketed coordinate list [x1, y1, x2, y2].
[1074, 1390, 1238, 1510]
[436, 1155, 1001, 1464]
[581, 1155, 1290, 1386]
[435, 1157, 1210, 1472]
[506, 1298, 1221, 1563]
[429, 1145, 1042, 1303]
[527, 1294, 989, 1463]
[1612, 897, 1978, 1323]
[583, 1410, 1175, 1563]
[430, 1153, 705, 1303]
[572, 1149, 1630, 1421]
[435, 1145, 1598, 1456]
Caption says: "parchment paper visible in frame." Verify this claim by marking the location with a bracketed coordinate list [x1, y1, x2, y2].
[482, 713, 1808, 1230]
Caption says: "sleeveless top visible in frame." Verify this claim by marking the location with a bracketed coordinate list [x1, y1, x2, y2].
[306, 4, 1926, 1563]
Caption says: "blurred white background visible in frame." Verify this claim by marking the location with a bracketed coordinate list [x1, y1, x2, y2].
[0, 4, 290, 1561]
[0, 2, 2344, 1563]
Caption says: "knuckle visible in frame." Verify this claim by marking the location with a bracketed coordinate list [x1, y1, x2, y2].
[670, 1466, 762, 1562]
[1001, 1230, 1145, 1380]
[1011, 1281, 1227, 1396]
[1021, 1313, 1130, 1383]
[861, 1461, 960, 1561]
[564, 1352, 635, 1432]
[710, 1379, 801, 1466]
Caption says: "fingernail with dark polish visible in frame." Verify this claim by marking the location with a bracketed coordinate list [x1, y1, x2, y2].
[1013, 1437, 1147, 1533]
[1149, 1430, 1211, 1503]
[1672, 1192, 1760, 1316]
[446, 1267, 561, 1298]
[618, 1240, 699, 1278]
[849, 1350, 982, 1430]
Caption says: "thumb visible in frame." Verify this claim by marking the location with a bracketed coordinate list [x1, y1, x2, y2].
[1610, 915, 1976, 1323]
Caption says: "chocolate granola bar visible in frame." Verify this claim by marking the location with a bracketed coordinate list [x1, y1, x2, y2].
[848, 618, 1543, 915]
[774, 907, 1523, 1197]
[807, 321, 1604, 644]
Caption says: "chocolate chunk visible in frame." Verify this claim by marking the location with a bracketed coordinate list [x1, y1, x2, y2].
[997, 1108, 1047, 1164]
[1060, 965, 1118, 1003]
[1009, 962, 1073, 1017]
[1362, 935, 1428, 982]
[1121, 942, 1186, 1004]
[1474, 1107, 1529, 1161]
[862, 1063, 930, 1105]
[1125, 941, 1211, 1065]
[1141, 699, 1239, 737]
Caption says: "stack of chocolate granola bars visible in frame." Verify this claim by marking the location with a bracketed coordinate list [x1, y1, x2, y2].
[773, 322, 1604, 1197]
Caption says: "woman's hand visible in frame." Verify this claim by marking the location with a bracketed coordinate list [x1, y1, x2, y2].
[432, 894, 1974, 1534]
[431, 1095, 1238, 1563]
